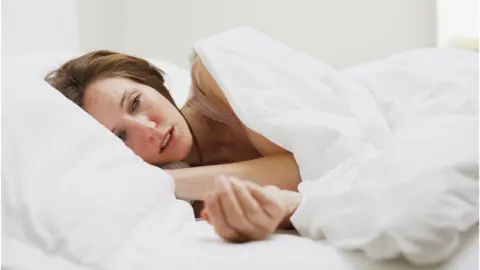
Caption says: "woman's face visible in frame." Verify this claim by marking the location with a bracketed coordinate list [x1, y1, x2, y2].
[84, 77, 192, 165]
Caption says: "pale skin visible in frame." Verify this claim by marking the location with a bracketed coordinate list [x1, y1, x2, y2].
[83, 54, 303, 242]
[202, 176, 302, 242]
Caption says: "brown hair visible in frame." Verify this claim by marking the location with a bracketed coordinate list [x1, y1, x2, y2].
[45, 50, 175, 108]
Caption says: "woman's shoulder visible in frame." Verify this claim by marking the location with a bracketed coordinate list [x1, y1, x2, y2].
[188, 52, 236, 120]
[187, 52, 288, 156]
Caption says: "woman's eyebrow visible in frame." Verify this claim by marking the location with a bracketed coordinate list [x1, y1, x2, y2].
[120, 91, 127, 109]
[112, 90, 129, 133]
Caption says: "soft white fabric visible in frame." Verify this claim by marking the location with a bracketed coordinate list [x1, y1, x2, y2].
[106, 221, 479, 270]
[151, 58, 191, 107]
[192, 27, 479, 265]
[4, 220, 478, 270]
[2, 55, 194, 269]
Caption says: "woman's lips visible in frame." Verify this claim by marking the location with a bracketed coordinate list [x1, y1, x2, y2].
[159, 126, 174, 153]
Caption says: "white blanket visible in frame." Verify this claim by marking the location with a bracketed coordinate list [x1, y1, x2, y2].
[193, 27, 479, 265]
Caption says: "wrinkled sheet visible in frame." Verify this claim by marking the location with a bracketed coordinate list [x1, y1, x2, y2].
[4, 222, 478, 270]
[193, 27, 479, 265]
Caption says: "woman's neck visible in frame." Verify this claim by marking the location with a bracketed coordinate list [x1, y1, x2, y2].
[180, 101, 209, 166]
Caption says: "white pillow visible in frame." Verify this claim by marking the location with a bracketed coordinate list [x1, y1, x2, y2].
[150, 57, 191, 108]
[2, 55, 194, 268]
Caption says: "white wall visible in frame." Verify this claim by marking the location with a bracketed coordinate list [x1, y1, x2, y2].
[436, 0, 478, 47]
[104, 0, 437, 69]
[3, 0, 439, 69]
[2, 0, 80, 55]
[77, 0, 122, 52]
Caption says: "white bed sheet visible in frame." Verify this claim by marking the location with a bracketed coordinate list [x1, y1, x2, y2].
[159, 222, 478, 270]
[6, 221, 477, 270]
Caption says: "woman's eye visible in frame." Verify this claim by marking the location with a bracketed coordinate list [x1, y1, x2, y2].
[130, 94, 141, 113]
[117, 130, 127, 141]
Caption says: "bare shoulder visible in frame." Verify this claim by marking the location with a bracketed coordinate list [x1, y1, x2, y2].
[191, 55, 288, 156]
[190, 55, 231, 111]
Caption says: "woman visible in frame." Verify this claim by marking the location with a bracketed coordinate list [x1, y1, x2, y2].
[46, 50, 303, 243]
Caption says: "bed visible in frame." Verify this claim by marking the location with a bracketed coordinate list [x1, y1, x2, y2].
[4, 221, 478, 270]
[3, 45, 478, 270]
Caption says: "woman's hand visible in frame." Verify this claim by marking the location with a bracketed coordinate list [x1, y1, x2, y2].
[201, 176, 302, 243]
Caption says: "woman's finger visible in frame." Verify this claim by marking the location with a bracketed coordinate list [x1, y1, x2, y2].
[246, 184, 285, 221]
[200, 208, 211, 224]
[216, 177, 262, 240]
[230, 178, 273, 234]
[205, 192, 241, 242]
[200, 192, 212, 223]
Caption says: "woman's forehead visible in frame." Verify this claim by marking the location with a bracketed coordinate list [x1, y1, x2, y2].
[87, 77, 134, 95]
[84, 79, 121, 106]
[83, 78, 131, 129]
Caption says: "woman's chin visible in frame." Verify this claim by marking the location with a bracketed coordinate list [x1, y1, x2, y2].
[173, 141, 195, 164]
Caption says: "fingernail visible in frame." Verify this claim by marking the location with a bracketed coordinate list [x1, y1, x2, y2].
[204, 212, 211, 223]
[200, 208, 211, 223]
[227, 176, 236, 184]
[216, 175, 227, 181]
[223, 177, 232, 188]
[200, 209, 207, 220]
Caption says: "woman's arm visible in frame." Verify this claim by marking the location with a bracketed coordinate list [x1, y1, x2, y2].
[168, 153, 300, 200]
[174, 55, 301, 200]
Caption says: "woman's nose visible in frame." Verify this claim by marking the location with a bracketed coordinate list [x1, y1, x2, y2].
[131, 116, 161, 142]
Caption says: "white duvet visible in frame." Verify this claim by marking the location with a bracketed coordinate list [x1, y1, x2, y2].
[3, 27, 478, 270]
[193, 27, 479, 265]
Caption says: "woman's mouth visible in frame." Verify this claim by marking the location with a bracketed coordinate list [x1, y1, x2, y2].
[160, 127, 174, 153]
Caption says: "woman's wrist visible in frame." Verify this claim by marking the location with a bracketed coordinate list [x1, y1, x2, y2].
[166, 168, 214, 201]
